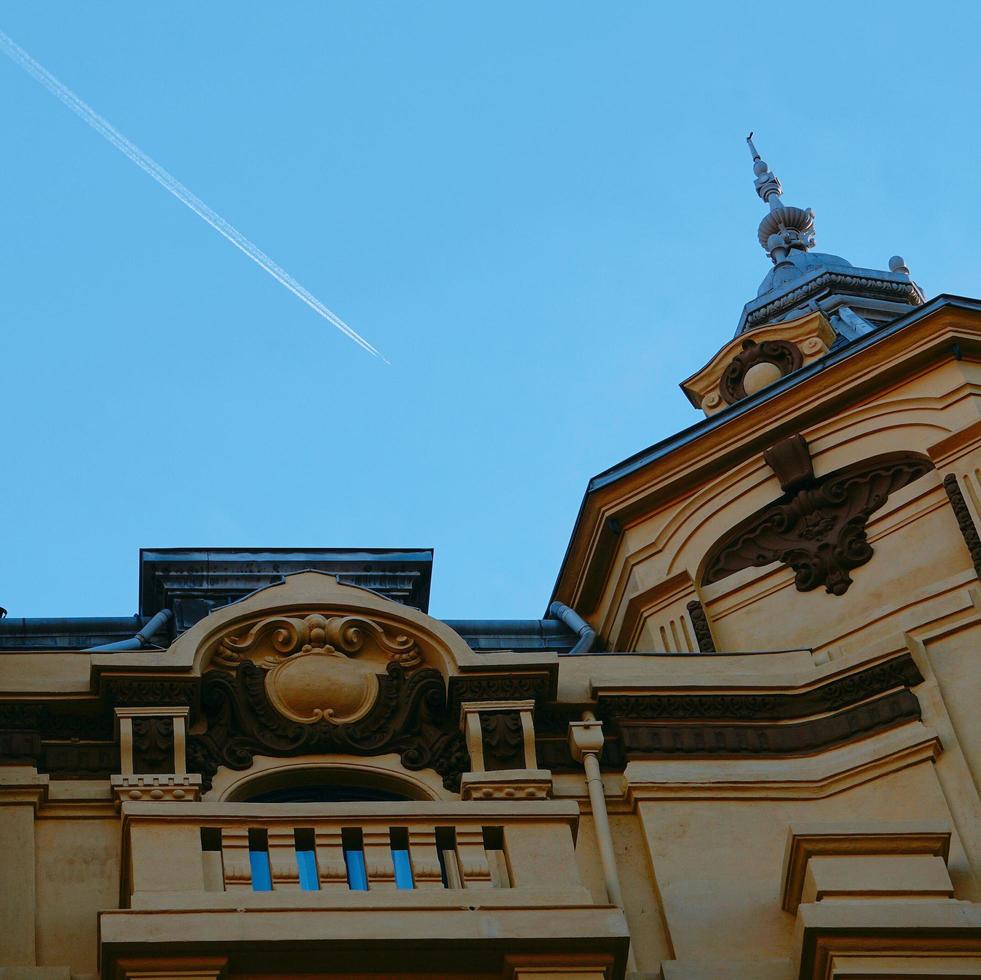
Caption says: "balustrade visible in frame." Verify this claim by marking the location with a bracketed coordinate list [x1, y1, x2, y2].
[120, 800, 586, 907]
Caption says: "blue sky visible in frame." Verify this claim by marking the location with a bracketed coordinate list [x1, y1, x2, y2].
[2, 2, 979, 619]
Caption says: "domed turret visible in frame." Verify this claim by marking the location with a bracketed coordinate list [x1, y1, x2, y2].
[736, 135, 925, 338]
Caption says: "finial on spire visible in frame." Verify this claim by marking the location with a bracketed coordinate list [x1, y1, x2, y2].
[745, 132, 816, 263]
[746, 132, 783, 208]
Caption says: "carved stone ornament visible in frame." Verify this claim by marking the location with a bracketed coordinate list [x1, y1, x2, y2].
[943, 473, 981, 578]
[212, 613, 423, 725]
[479, 712, 526, 770]
[685, 600, 716, 653]
[703, 451, 934, 595]
[188, 661, 469, 792]
[719, 338, 803, 405]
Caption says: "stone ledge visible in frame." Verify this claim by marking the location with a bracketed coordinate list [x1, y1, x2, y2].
[781, 820, 952, 913]
[793, 900, 981, 980]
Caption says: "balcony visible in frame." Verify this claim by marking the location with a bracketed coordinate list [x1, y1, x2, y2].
[102, 800, 629, 979]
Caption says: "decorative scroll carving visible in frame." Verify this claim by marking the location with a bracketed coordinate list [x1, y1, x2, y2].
[685, 600, 716, 653]
[703, 452, 933, 595]
[209, 613, 423, 726]
[943, 473, 981, 577]
[132, 717, 175, 774]
[187, 662, 469, 792]
[213, 613, 422, 671]
[480, 712, 525, 770]
[720, 339, 803, 405]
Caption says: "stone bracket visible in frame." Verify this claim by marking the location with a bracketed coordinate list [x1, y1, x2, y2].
[114, 706, 199, 806]
[460, 700, 552, 800]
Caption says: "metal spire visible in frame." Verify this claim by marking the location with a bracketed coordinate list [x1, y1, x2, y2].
[745, 132, 815, 261]
[747, 132, 785, 209]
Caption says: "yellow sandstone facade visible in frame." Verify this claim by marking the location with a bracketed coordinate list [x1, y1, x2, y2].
[2, 143, 980, 978]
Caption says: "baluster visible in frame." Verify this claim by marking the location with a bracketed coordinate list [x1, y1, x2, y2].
[456, 825, 493, 889]
[362, 824, 396, 890]
[408, 825, 443, 890]
[220, 827, 252, 891]
[314, 827, 347, 889]
[268, 826, 298, 888]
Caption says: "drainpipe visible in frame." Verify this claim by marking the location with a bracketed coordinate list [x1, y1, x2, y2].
[568, 711, 635, 968]
[84, 609, 174, 652]
[548, 601, 596, 653]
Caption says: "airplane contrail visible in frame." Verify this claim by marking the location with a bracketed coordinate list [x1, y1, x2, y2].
[0, 29, 385, 360]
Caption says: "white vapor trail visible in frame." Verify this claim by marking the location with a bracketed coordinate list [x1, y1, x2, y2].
[0, 29, 385, 360]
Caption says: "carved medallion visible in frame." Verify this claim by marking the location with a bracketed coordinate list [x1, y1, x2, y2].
[720, 339, 803, 405]
[703, 451, 933, 595]
[211, 613, 423, 725]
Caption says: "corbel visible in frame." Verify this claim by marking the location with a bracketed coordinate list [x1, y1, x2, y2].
[111, 706, 201, 806]
[459, 700, 553, 800]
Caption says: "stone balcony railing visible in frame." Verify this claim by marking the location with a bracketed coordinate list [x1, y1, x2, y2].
[120, 799, 594, 905]
[105, 800, 629, 979]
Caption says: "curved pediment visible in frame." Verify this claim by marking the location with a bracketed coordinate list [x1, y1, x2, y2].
[154, 570, 483, 680]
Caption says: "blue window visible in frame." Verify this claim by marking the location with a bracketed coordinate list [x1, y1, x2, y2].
[247, 828, 272, 891]
[390, 827, 414, 889]
[294, 828, 320, 891]
[342, 827, 368, 891]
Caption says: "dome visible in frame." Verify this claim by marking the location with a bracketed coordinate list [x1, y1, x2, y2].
[756, 250, 855, 298]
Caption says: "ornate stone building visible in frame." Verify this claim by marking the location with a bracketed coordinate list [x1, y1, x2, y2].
[2, 140, 980, 979]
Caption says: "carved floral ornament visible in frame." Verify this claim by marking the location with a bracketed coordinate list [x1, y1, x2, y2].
[209, 612, 424, 725]
[702, 438, 934, 596]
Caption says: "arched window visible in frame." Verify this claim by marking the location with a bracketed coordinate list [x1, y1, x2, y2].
[244, 784, 410, 803]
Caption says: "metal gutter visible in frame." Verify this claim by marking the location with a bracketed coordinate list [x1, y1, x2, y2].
[84, 609, 174, 651]
[0, 616, 151, 650]
[547, 601, 597, 653]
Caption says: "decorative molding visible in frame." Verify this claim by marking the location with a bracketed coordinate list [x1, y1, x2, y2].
[624, 724, 942, 802]
[684, 600, 716, 653]
[102, 677, 198, 708]
[615, 689, 920, 757]
[597, 652, 923, 722]
[742, 270, 922, 330]
[448, 673, 553, 714]
[796, 900, 981, 980]
[943, 473, 981, 577]
[460, 769, 553, 800]
[703, 452, 934, 595]
[187, 661, 469, 792]
[111, 773, 202, 806]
